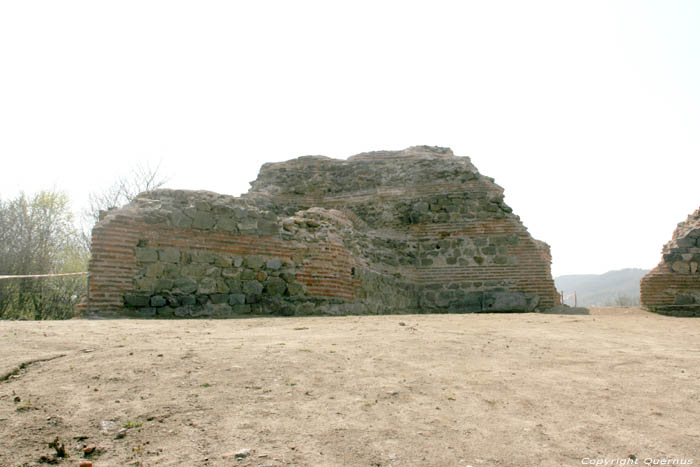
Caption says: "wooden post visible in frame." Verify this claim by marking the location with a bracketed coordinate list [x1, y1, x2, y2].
[86, 273, 91, 315]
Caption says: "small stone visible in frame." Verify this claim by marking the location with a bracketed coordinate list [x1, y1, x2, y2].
[100, 420, 117, 433]
[115, 428, 127, 439]
[266, 258, 282, 270]
[80, 461, 93, 467]
[234, 448, 252, 459]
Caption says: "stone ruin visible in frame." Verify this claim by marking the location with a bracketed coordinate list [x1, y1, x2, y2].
[86, 146, 559, 318]
[641, 206, 700, 316]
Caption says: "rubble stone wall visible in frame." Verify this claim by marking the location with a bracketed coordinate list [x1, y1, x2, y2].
[86, 146, 558, 317]
[641, 207, 700, 316]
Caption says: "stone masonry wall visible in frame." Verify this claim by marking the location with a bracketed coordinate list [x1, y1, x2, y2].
[86, 146, 559, 317]
[641, 206, 700, 316]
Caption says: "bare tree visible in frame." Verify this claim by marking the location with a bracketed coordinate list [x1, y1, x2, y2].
[78, 163, 169, 253]
[83, 162, 169, 227]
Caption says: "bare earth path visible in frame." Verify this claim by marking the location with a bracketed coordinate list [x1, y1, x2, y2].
[1, 307, 699, 467]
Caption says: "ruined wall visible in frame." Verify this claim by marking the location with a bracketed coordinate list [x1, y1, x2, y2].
[87, 146, 558, 317]
[641, 207, 700, 316]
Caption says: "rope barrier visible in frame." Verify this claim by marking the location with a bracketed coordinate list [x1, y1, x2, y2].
[0, 272, 88, 280]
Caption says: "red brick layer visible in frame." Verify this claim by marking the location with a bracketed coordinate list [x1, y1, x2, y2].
[640, 263, 700, 307]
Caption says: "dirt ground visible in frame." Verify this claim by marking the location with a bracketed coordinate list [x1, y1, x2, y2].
[1, 307, 699, 467]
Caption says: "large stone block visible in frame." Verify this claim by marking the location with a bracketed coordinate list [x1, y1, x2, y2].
[244, 256, 264, 270]
[242, 280, 264, 295]
[482, 291, 529, 312]
[229, 293, 246, 305]
[135, 247, 158, 263]
[197, 277, 217, 294]
[677, 237, 696, 248]
[264, 277, 287, 296]
[124, 294, 150, 307]
[173, 277, 197, 294]
[449, 291, 482, 313]
[150, 295, 167, 307]
[192, 212, 215, 229]
[216, 217, 238, 232]
[158, 248, 181, 263]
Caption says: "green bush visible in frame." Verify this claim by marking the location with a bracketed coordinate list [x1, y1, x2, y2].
[0, 191, 88, 320]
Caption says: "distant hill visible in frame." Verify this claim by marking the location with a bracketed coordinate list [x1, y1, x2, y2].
[554, 268, 650, 306]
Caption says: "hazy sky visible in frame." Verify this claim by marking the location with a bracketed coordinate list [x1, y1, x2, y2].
[1, 1, 699, 277]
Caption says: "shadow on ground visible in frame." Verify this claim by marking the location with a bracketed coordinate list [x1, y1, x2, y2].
[541, 305, 590, 315]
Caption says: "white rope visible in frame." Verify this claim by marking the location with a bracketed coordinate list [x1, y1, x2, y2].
[0, 272, 88, 280]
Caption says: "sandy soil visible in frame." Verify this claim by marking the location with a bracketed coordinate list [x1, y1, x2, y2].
[1, 307, 699, 467]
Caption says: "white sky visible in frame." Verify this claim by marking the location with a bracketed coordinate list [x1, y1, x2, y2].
[1, 1, 699, 277]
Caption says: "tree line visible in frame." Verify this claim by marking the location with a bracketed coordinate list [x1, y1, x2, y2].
[0, 165, 167, 320]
